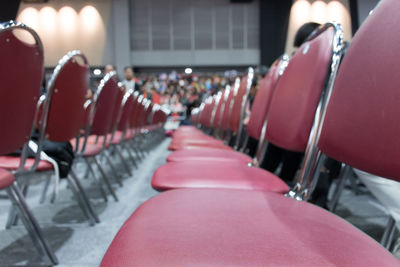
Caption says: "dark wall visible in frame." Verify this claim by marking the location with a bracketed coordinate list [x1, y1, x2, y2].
[260, 0, 292, 66]
[349, 0, 359, 35]
[0, 0, 21, 22]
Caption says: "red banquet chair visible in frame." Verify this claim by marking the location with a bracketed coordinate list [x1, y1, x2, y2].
[169, 75, 250, 151]
[4, 50, 100, 228]
[105, 89, 139, 171]
[72, 72, 121, 202]
[166, 57, 286, 165]
[171, 83, 236, 142]
[132, 97, 158, 154]
[152, 22, 339, 193]
[0, 21, 58, 265]
[169, 95, 228, 149]
[101, 1, 400, 265]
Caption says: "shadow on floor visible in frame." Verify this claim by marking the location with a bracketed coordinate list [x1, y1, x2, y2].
[52, 202, 106, 224]
[0, 226, 73, 266]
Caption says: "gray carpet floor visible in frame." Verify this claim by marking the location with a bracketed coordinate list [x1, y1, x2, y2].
[0, 137, 399, 266]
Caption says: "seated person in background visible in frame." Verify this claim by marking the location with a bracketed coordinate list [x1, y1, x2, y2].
[260, 22, 321, 185]
[122, 66, 140, 92]
[242, 76, 259, 157]
[104, 64, 115, 74]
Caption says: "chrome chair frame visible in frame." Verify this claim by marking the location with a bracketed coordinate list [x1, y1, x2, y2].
[0, 20, 58, 265]
[284, 22, 346, 201]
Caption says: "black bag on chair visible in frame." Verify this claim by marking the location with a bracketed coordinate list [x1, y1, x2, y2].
[9, 140, 74, 178]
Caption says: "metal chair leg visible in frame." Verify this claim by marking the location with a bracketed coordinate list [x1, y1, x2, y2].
[39, 174, 52, 204]
[66, 175, 96, 226]
[122, 143, 138, 169]
[6, 182, 30, 228]
[69, 170, 100, 223]
[93, 156, 119, 202]
[103, 151, 124, 186]
[327, 164, 352, 212]
[113, 145, 133, 176]
[83, 157, 108, 203]
[129, 141, 143, 160]
[381, 216, 396, 250]
[6, 183, 59, 265]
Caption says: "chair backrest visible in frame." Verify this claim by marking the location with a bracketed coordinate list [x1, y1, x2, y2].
[199, 96, 215, 127]
[190, 108, 200, 124]
[229, 73, 252, 133]
[151, 105, 166, 125]
[42, 51, 89, 142]
[142, 99, 153, 126]
[108, 84, 126, 133]
[265, 25, 337, 152]
[0, 21, 43, 155]
[128, 92, 141, 129]
[117, 92, 134, 132]
[220, 85, 235, 131]
[246, 57, 286, 140]
[212, 90, 225, 128]
[318, 0, 400, 182]
[90, 72, 119, 135]
[132, 95, 145, 129]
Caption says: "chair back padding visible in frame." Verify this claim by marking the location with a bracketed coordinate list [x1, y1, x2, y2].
[45, 52, 89, 141]
[229, 77, 248, 132]
[132, 97, 145, 129]
[117, 93, 134, 132]
[318, 0, 400, 181]
[266, 28, 334, 152]
[143, 101, 154, 126]
[221, 89, 235, 131]
[152, 109, 165, 125]
[247, 62, 281, 140]
[109, 86, 125, 132]
[199, 97, 215, 127]
[0, 23, 43, 154]
[212, 91, 225, 128]
[91, 74, 119, 135]
[128, 93, 141, 129]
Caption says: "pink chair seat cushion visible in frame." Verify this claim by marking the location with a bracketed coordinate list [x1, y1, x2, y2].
[0, 156, 53, 172]
[171, 138, 224, 146]
[101, 189, 398, 266]
[109, 131, 135, 145]
[0, 168, 15, 189]
[151, 161, 289, 193]
[71, 138, 102, 157]
[167, 148, 252, 163]
[168, 142, 232, 151]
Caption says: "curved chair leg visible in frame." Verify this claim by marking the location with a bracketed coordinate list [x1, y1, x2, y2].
[103, 151, 124, 186]
[83, 157, 108, 203]
[69, 170, 100, 223]
[6, 182, 30, 228]
[381, 216, 396, 250]
[93, 156, 119, 202]
[327, 164, 352, 212]
[113, 145, 133, 177]
[129, 141, 143, 160]
[122, 143, 138, 169]
[66, 175, 96, 226]
[39, 174, 52, 204]
[6, 183, 59, 265]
